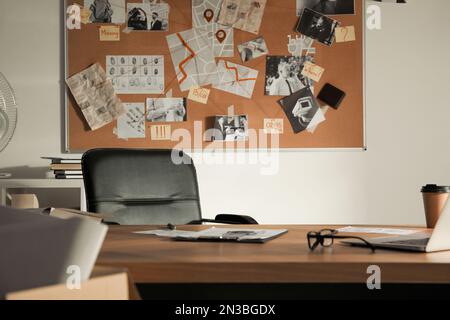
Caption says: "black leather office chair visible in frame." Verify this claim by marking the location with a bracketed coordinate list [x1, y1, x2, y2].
[82, 149, 258, 226]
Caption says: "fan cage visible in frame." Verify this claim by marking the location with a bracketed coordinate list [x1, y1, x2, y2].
[0, 73, 18, 153]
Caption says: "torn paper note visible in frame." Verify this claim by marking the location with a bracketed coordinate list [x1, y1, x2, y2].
[100, 25, 121, 41]
[213, 60, 258, 99]
[150, 125, 172, 141]
[335, 26, 356, 43]
[188, 87, 210, 104]
[117, 103, 145, 139]
[217, 0, 267, 35]
[263, 119, 284, 134]
[66, 63, 125, 131]
[301, 61, 325, 83]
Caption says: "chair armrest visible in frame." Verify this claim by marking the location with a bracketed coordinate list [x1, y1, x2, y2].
[214, 214, 259, 225]
[188, 214, 259, 225]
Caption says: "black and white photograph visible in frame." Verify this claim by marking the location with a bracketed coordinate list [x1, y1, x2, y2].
[127, 3, 169, 31]
[213, 115, 249, 141]
[296, 0, 355, 16]
[265, 56, 314, 96]
[278, 87, 320, 134]
[85, 0, 126, 24]
[296, 8, 339, 46]
[146, 98, 187, 123]
[238, 37, 269, 63]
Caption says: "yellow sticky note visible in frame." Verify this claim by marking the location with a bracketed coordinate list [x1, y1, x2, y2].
[335, 26, 356, 43]
[80, 8, 91, 24]
[100, 26, 121, 42]
[150, 125, 172, 141]
[264, 119, 284, 134]
[301, 61, 325, 83]
[188, 87, 210, 104]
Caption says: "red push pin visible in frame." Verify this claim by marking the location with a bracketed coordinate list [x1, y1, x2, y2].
[204, 9, 214, 23]
[215, 30, 227, 43]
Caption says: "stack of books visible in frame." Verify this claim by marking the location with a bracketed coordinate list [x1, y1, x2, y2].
[42, 157, 82, 180]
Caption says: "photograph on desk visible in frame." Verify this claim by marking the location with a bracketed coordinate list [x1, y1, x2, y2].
[296, 8, 340, 46]
[146, 98, 187, 123]
[265, 56, 314, 96]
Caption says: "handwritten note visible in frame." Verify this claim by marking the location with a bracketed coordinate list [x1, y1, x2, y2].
[263, 119, 284, 134]
[150, 125, 172, 141]
[80, 8, 91, 24]
[100, 26, 121, 42]
[301, 61, 325, 83]
[188, 87, 210, 104]
[335, 26, 356, 43]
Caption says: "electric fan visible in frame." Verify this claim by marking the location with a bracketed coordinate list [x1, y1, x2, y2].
[0, 72, 17, 154]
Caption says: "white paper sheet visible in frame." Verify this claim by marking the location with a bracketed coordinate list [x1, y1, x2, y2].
[337, 226, 418, 236]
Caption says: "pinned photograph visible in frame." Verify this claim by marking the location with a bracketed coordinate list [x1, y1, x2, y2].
[238, 37, 269, 62]
[296, 0, 355, 16]
[296, 8, 339, 46]
[146, 98, 187, 123]
[127, 2, 169, 31]
[85, 0, 126, 24]
[265, 56, 314, 96]
[278, 87, 320, 134]
[213, 115, 249, 141]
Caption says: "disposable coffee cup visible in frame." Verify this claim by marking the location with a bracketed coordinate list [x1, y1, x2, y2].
[421, 185, 450, 228]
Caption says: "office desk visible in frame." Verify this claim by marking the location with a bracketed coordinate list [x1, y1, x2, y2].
[96, 225, 450, 285]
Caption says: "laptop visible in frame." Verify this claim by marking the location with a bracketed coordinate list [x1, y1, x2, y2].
[343, 200, 450, 252]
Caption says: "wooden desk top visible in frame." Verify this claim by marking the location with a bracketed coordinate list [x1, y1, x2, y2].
[96, 225, 450, 284]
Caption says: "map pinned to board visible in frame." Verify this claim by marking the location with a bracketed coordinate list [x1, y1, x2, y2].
[213, 60, 259, 99]
[197, 23, 234, 58]
[166, 28, 219, 92]
[192, 0, 223, 28]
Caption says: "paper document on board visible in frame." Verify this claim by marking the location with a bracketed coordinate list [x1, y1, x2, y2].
[337, 226, 418, 236]
[66, 63, 125, 131]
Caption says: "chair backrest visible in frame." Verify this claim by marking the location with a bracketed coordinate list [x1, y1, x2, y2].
[82, 149, 202, 225]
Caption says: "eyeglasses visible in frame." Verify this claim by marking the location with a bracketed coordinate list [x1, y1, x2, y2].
[307, 229, 376, 252]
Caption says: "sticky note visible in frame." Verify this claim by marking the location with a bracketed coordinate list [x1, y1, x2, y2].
[100, 26, 121, 41]
[80, 8, 91, 24]
[188, 87, 210, 104]
[335, 26, 356, 43]
[301, 61, 325, 83]
[150, 125, 171, 141]
[264, 119, 284, 134]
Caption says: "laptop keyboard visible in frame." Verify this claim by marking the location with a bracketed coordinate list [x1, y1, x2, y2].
[384, 238, 430, 246]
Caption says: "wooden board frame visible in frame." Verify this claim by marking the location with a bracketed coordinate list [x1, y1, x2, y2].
[63, 0, 367, 153]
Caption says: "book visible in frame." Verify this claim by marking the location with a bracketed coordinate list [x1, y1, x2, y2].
[55, 175, 83, 180]
[50, 163, 82, 171]
[42, 157, 81, 164]
[54, 170, 83, 175]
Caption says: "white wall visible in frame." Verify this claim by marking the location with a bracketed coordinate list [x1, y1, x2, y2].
[1, 0, 450, 225]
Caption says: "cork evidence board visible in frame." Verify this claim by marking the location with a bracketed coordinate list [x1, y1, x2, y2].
[64, 0, 365, 152]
